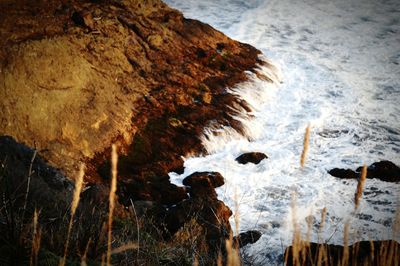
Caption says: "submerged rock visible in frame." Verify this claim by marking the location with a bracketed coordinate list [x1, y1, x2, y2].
[236, 152, 268, 165]
[328, 160, 400, 182]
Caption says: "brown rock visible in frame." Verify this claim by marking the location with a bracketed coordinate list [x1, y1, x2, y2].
[182, 172, 225, 199]
[236, 152, 268, 165]
[0, 0, 269, 186]
[163, 172, 232, 260]
[183, 171, 225, 188]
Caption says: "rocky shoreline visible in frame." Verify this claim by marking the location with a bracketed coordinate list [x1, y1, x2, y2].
[0, 0, 272, 264]
[1, 0, 399, 265]
[0, 0, 272, 203]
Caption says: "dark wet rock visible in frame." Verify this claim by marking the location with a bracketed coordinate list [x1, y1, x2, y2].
[235, 152, 268, 165]
[328, 160, 400, 182]
[328, 168, 359, 179]
[357, 160, 400, 182]
[165, 198, 232, 257]
[118, 177, 188, 206]
[233, 230, 262, 248]
[183, 171, 224, 190]
[161, 172, 232, 260]
[0, 136, 73, 219]
[285, 240, 400, 266]
[182, 171, 225, 198]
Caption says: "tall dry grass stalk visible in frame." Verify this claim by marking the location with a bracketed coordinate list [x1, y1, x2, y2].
[223, 189, 241, 266]
[354, 165, 367, 211]
[80, 238, 92, 266]
[289, 192, 301, 266]
[233, 190, 240, 239]
[22, 150, 37, 234]
[110, 242, 138, 255]
[60, 164, 85, 266]
[225, 235, 241, 266]
[106, 144, 118, 266]
[193, 256, 199, 266]
[216, 253, 223, 266]
[392, 203, 400, 266]
[300, 125, 311, 168]
[341, 222, 350, 266]
[316, 207, 327, 266]
[129, 198, 140, 262]
[30, 209, 41, 266]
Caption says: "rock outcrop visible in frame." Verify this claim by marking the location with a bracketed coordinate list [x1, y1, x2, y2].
[0, 136, 73, 218]
[164, 172, 232, 258]
[0, 0, 276, 264]
[0, 0, 278, 216]
[328, 160, 400, 182]
[0, 0, 268, 184]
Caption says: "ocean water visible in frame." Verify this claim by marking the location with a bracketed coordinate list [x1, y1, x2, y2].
[165, 0, 400, 264]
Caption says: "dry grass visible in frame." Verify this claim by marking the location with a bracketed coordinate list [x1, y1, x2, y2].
[60, 163, 85, 266]
[300, 125, 311, 168]
[285, 132, 399, 266]
[225, 235, 241, 266]
[2, 128, 398, 266]
[354, 165, 367, 211]
[107, 144, 118, 266]
[30, 209, 41, 266]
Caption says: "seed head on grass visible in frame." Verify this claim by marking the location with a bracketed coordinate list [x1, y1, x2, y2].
[60, 164, 85, 266]
[354, 165, 367, 211]
[30, 209, 41, 266]
[225, 234, 241, 266]
[81, 238, 92, 266]
[289, 192, 301, 266]
[300, 124, 311, 168]
[106, 144, 118, 266]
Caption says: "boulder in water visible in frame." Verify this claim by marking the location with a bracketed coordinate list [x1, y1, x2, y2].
[233, 230, 262, 248]
[235, 152, 268, 165]
[328, 168, 359, 179]
[357, 160, 400, 182]
[328, 160, 400, 182]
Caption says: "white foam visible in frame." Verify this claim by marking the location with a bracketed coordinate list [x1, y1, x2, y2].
[166, 0, 400, 264]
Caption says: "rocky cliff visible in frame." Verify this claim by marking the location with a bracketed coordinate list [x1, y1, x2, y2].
[0, 0, 274, 264]
[0, 0, 267, 183]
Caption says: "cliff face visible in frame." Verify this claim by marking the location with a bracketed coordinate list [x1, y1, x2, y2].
[0, 0, 264, 183]
[0, 1, 277, 262]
